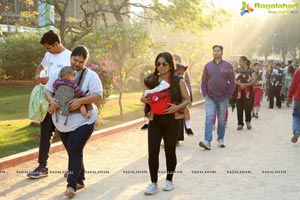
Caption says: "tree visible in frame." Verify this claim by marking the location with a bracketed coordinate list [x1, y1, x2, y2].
[3, 0, 227, 116]
[73, 0, 223, 116]
[85, 23, 152, 116]
[172, 40, 211, 83]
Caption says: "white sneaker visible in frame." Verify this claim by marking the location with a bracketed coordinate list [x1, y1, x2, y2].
[144, 183, 158, 195]
[218, 139, 226, 148]
[163, 180, 174, 191]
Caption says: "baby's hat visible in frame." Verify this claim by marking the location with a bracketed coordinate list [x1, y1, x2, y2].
[39, 70, 48, 78]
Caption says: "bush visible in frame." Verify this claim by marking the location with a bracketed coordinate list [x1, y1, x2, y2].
[87, 60, 115, 113]
[0, 32, 44, 80]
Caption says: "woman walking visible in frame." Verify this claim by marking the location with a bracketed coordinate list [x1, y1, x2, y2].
[235, 56, 256, 130]
[252, 62, 265, 118]
[45, 45, 103, 198]
[141, 52, 190, 195]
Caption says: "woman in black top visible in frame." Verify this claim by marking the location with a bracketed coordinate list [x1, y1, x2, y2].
[141, 52, 190, 195]
[235, 56, 256, 130]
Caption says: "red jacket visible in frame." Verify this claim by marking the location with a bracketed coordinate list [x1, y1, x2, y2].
[288, 68, 300, 100]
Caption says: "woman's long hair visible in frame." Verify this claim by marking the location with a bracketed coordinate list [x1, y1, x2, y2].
[240, 56, 250, 67]
[143, 52, 180, 116]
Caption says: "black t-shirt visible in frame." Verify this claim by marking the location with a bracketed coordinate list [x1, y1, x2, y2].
[235, 67, 255, 76]
[235, 67, 255, 89]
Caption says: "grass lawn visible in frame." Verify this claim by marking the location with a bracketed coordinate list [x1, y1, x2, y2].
[0, 85, 202, 158]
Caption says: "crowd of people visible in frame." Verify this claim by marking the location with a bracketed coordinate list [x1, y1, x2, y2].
[25, 30, 300, 198]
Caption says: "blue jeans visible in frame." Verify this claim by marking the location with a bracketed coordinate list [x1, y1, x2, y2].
[292, 99, 300, 134]
[59, 123, 94, 190]
[204, 96, 229, 142]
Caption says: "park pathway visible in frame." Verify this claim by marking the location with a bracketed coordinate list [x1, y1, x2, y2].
[1, 100, 300, 200]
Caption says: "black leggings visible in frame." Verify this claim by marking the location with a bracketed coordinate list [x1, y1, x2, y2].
[269, 86, 282, 108]
[148, 114, 180, 183]
[236, 89, 253, 126]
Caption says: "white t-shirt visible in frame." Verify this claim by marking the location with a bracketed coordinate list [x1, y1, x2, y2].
[45, 68, 103, 132]
[40, 49, 71, 78]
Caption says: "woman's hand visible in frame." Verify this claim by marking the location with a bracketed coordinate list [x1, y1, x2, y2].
[140, 96, 151, 104]
[69, 98, 81, 111]
[164, 103, 180, 114]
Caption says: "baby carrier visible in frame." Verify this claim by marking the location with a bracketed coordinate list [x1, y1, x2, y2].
[54, 68, 88, 125]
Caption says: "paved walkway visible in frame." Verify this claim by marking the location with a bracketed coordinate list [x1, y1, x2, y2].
[1, 100, 300, 200]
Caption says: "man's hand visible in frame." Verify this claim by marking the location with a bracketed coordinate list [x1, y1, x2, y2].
[34, 75, 41, 85]
[287, 98, 293, 105]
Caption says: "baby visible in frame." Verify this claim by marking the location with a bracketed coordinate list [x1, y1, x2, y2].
[49, 66, 91, 123]
[235, 73, 252, 99]
[143, 74, 171, 116]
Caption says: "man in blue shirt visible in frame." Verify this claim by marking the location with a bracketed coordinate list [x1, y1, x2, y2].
[199, 45, 235, 150]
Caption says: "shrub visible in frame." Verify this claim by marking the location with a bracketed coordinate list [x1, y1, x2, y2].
[87, 60, 115, 112]
[0, 32, 44, 80]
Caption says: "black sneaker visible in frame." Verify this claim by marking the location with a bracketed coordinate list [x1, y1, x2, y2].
[27, 165, 48, 179]
[255, 113, 259, 119]
[64, 170, 69, 178]
[140, 124, 149, 130]
[186, 128, 194, 136]
[237, 125, 243, 130]
[246, 122, 252, 130]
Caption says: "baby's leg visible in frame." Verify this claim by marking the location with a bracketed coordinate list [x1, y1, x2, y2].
[237, 89, 241, 99]
[80, 105, 91, 118]
[184, 107, 194, 136]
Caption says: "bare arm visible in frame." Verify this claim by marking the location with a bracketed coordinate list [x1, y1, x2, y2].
[246, 72, 257, 86]
[164, 79, 190, 114]
[45, 90, 60, 110]
[69, 94, 102, 111]
[35, 65, 44, 79]
[140, 95, 151, 104]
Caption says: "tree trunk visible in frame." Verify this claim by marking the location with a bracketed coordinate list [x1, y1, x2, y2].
[118, 62, 124, 116]
[281, 49, 286, 64]
[264, 54, 268, 65]
[118, 88, 123, 117]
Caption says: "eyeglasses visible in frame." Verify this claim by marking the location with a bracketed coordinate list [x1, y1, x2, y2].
[155, 62, 169, 67]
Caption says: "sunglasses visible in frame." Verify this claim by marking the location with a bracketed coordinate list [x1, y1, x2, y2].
[155, 62, 169, 67]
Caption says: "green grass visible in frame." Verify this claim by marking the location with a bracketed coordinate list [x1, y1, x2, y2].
[0, 85, 202, 158]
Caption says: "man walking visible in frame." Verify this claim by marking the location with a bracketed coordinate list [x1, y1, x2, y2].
[27, 30, 71, 178]
[287, 67, 300, 143]
[199, 45, 235, 150]
[267, 63, 284, 109]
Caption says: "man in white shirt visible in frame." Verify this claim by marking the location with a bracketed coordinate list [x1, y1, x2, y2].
[27, 30, 71, 179]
